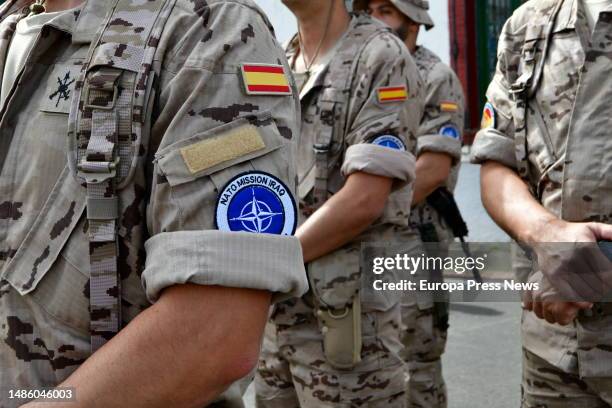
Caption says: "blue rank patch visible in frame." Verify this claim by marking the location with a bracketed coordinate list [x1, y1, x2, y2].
[439, 125, 460, 140]
[215, 171, 297, 235]
[371, 134, 406, 151]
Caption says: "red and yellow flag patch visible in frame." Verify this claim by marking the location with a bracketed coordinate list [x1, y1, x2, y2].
[240, 64, 292, 96]
[377, 86, 409, 103]
[440, 101, 459, 112]
[481, 102, 496, 129]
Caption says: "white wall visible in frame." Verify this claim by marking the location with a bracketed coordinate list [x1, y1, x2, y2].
[254, 0, 450, 64]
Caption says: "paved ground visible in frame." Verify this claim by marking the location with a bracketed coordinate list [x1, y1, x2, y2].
[244, 163, 523, 407]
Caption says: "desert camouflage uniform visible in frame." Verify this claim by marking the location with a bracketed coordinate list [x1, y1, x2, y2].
[403, 45, 465, 408]
[0, 1, 308, 407]
[254, 13, 423, 408]
[471, 1, 612, 406]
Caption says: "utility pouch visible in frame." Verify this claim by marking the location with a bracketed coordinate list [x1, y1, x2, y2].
[315, 293, 363, 370]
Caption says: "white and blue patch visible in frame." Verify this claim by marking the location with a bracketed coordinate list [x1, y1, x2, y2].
[216, 171, 297, 235]
[371, 134, 406, 150]
[439, 125, 460, 140]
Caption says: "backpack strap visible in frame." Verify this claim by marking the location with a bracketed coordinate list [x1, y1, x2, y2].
[509, 0, 564, 183]
[67, 0, 176, 352]
[312, 16, 387, 208]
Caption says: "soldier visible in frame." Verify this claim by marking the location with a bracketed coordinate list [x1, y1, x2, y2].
[472, 0, 612, 406]
[353, 1, 465, 406]
[254, 0, 423, 406]
[0, 0, 308, 407]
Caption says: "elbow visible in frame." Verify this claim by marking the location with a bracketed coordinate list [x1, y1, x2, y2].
[220, 350, 259, 385]
[430, 171, 448, 190]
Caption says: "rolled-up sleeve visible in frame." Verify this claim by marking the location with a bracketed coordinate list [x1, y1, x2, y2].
[341, 143, 416, 184]
[143, 231, 305, 303]
[142, 1, 308, 303]
[341, 31, 423, 190]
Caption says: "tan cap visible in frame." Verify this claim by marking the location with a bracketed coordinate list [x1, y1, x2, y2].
[353, 0, 435, 30]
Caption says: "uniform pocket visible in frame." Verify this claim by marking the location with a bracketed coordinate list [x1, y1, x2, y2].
[152, 113, 293, 232]
[28, 216, 91, 333]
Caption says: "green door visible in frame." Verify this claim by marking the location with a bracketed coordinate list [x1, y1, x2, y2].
[475, 0, 524, 108]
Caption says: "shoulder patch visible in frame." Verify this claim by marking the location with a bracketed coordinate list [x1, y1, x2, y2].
[240, 63, 292, 96]
[481, 102, 496, 129]
[371, 134, 406, 151]
[377, 86, 408, 104]
[440, 101, 459, 112]
[439, 125, 460, 140]
[215, 171, 297, 236]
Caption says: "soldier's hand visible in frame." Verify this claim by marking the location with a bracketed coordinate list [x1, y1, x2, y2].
[526, 219, 612, 303]
[524, 301, 591, 325]
[523, 272, 592, 325]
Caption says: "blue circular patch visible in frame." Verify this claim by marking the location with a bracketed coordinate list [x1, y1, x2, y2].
[371, 134, 406, 151]
[215, 172, 297, 235]
[440, 125, 460, 140]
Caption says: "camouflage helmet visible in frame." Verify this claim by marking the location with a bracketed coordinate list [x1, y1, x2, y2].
[353, 0, 435, 30]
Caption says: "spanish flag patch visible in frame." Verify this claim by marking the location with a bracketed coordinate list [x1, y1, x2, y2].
[481, 102, 496, 129]
[440, 101, 459, 112]
[240, 63, 292, 96]
[377, 86, 409, 103]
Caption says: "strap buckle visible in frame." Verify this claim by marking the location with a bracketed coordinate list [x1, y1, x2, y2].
[77, 157, 120, 183]
[313, 143, 331, 154]
[84, 84, 119, 111]
[522, 45, 537, 64]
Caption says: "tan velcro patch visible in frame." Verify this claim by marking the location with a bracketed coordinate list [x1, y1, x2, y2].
[180, 125, 266, 174]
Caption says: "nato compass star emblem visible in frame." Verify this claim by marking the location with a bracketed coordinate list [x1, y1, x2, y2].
[216, 171, 297, 235]
[230, 189, 283, 233]
[49, 71, 75, 107]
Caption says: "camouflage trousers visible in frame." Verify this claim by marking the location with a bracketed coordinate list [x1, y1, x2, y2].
[401, 218, 449, 408]
[255, 295, 407, 408]
[522, 349, 612, 408]
[400, 303, 447, 408]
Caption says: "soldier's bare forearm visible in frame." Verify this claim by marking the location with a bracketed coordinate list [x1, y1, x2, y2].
[23, 284, 270, 408]
[480, 160, 557, 244]
[411, 151, 453, 205]
[297, 171, 393, 263]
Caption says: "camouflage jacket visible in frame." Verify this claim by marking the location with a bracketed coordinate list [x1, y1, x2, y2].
[471, 0, 612, 378]
[409, 45, 465, 242]
[0, 0, 308, 404]
[283, 14, 423, 312]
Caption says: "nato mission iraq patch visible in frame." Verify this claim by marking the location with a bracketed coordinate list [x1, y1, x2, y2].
[439, 124, 460, 140]
[216, 171, 297, 235]
[240, 63, 293, 96]
[371, 134, 406, 151]
[377, 86, 409, 104]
